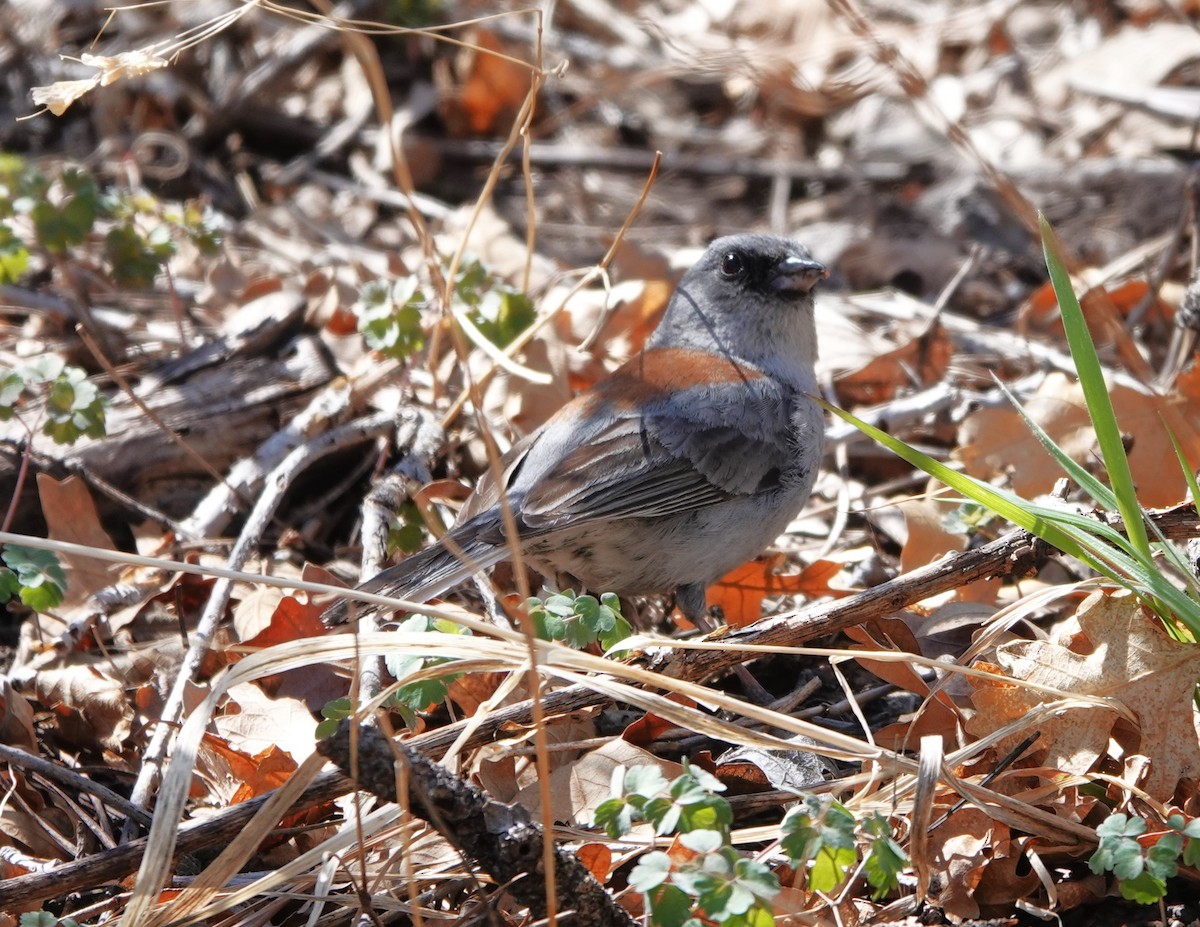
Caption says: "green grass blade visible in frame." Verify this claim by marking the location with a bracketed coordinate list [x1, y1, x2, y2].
[1166, 419, 1200, 510]
[822, 399, 1200, 635]
[1039, 214, 1152, 560]
[993, 377, 1119, 512]
[822, 400, 1107, 569]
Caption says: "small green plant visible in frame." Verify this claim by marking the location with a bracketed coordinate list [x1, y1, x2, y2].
[0, 356, 108, 445]
[0, 155, 211, 288]
[387, 502, 431, 555]
[355, 277, 428, 360]
[353, 256, 535, 362]
[315, 696, 354, 740]
[452, 257, 535, 349]
[1089, 812, 1200, 903]
[526, 588, 631, 651]
[780, 796, 906, 899]
[0, 545, 68, 611]
[596, 764, 909, 925]
[597, 762, 779, 927]
[384, 612, 471, 720]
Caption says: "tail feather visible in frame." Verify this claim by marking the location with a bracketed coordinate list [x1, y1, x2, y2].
[321, 523, 505, 626]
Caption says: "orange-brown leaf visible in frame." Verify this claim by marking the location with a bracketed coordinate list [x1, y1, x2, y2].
[707, 557, 845, 629]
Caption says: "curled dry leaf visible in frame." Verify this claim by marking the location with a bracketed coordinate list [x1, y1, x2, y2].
[967, 590, 1200, 800]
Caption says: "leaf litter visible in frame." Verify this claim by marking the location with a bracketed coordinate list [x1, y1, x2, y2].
[2, 0, 1200, 925]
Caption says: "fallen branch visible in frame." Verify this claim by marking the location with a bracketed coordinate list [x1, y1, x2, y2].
[318, 721, 636, 927]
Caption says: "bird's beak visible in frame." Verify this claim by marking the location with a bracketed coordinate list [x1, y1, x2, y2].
[770, 256, 828, 294]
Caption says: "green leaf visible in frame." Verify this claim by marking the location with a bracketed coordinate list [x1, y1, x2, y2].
[390, 676, 455, 711]
[105, 222, 175, 287]
[1040, 215, 1150, 560]
[1145, 832, 1182, 881]
[679, 829, 723, 854]
[678, 795, 733, 835]
[2, 545, 68, 611]
[629, 850, 673, 892]
[31, 168, 99, 252]
[0, 224, 29, 283]
[780, 795, 856, 865]
[356, 277, 428, 360]
[809, 843, 857, 893]
[644, 796, 681, 836]
[1117, 870, 1167, 904]
[1090, 813, 1146, 880]
[733, 857, 780, 902]
[593, 797, 634, 838]
[561, 612, 595, 649]
[624, 765, 670, 798]
[0, 567, 21, 604]
[387, 503, 428, 554]
[681, 759, 725, 794]
[644, 883, 693, 927]
[530, 600, 566, 641]
[21, 913, 76, 927]
[0, 370, 26, 412]
[862, 813, 908, 898]
[41, 365, 107, 445]
[316, 696, 354, 739]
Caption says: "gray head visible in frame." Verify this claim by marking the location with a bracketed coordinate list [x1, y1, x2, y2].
[649, 234, 827, 383]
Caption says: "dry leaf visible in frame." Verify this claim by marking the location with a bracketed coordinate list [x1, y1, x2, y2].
[34, 657, 133, 752]
[706, 556, 845, 628]
[0, 681, 37, 752]
[37, 474, 116, 606]
[239, 595, 342, 710]
[834, 319, 953, 406]
[577, 843, 612, 883]
[899, 497, 967, 574]
[968, 591, 1200, 799]
[197, 732, 298, 805]
[957, 371, 1200, 507]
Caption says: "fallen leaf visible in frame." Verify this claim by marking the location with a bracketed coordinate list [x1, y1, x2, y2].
[37, 474, 116, 606]
[834, 319, 952, 406]
[968, 591, 1200, 799]
[0, 680, 36, 752]
[197, 732, 298, 805]
[707, 556, 846, 628]
[957, 371, 1200, 507]
[577, 843, 612, 883]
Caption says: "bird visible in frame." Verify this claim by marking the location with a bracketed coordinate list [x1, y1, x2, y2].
[324, 233, 828, 629]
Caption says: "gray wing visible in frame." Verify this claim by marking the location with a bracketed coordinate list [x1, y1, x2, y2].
[511, 378, 797, 530]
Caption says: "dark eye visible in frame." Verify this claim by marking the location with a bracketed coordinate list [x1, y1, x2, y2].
[719, 251, 745, 277]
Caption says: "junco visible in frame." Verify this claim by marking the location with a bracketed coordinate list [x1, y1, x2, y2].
[325, 233, 827, 627]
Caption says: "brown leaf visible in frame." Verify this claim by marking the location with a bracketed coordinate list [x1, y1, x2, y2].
[0, 680, 37, 752]
[442, 29, 530, 136]
[198, 733, 297, 804]
[623, 693, 696, 746]
[968, 591, 1200, 799]
[957, 372, 1200, 507]
[576, 843, 612, 883]
[834, 319, 952, 406]
[845, 620, 964, 752]
[34, 657, 133, 751]
[706, 556, 846, 629]
[37, 474, 116, 605]
[239, 594, 342, 709]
